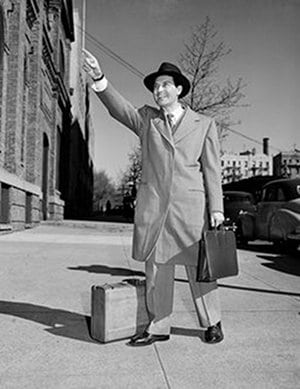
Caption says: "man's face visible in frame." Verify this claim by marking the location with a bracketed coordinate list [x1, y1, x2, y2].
[153, 75, 183, 108]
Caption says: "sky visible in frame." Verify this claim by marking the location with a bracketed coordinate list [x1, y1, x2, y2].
[74, 0, 300, 183]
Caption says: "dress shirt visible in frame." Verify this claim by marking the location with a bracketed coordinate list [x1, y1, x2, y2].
[164, 105, 185, 127]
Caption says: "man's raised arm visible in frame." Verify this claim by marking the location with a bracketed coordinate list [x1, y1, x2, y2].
[82, 49, 143, 136]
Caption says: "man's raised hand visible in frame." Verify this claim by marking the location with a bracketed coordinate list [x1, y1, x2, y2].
[82, 49, 103, 80]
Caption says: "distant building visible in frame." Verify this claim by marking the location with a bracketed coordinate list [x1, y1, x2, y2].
[273, 149, 300, 179]
[0, 0, 84, 231]
[221, 138, 272, 184]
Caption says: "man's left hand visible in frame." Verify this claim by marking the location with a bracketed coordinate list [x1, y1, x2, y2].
[210, 212, 224, 228]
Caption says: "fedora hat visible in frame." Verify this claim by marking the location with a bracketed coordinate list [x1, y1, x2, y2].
[143, 62, 191, 98]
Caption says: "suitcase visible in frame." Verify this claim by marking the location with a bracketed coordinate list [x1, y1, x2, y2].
[91, 278, 149, 343]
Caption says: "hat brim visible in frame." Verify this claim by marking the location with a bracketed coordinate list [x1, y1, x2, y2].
[143, 71, 190, 99]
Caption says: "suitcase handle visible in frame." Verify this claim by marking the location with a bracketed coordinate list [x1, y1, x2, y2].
[122, 278, 145, 286]
[100, 278, 145, 290]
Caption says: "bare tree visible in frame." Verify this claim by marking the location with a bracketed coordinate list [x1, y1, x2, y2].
[179, 17, 247, 140]
[93, 170, 116, 210]
[119, 145, 142, 198]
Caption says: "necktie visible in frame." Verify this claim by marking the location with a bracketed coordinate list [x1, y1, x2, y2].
[167, 113, 175, 129]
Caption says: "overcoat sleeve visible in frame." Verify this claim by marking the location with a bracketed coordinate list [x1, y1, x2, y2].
[95, 83, 145, 137]
[200, 119, 224, 215]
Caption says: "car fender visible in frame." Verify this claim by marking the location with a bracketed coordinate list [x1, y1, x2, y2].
[270, 208, 300, 241]
[238, 212, 256, 240]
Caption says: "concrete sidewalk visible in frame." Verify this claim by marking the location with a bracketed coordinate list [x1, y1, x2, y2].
[0, 221, 299, 389]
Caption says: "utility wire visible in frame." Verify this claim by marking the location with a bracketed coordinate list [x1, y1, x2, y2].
[77, 24, 145, 79]
[78, 25, 283, 152]
[226, 128, 281, 152]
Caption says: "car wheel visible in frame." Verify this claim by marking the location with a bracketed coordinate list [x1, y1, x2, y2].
[286, 240, 300, 253]
[274, 240, 299, 254]
[238, 237, 248, 247]
[236, 223, 248, 247]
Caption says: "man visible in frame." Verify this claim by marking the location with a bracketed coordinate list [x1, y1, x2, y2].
[83, 50, 225, 346]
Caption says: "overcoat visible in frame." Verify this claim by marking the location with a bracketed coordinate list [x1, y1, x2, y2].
[98, 84, 224, 266]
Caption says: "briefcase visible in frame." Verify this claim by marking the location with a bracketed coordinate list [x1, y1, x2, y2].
[91, 278, 149, 343]
[197, 228, 239, 282]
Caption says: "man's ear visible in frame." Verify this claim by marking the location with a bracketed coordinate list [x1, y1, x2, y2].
[176, 85, 183, 96]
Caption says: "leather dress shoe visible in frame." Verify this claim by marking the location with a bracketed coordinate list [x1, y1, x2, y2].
[127, 331, 170, 347]
[204, 321, 224, 344]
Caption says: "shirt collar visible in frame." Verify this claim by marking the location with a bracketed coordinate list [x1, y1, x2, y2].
[162, 104, 185, 123]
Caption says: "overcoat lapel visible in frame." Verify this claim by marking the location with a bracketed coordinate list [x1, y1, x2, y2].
[173, 107, 201, 144]
[152, 117, 174, 149]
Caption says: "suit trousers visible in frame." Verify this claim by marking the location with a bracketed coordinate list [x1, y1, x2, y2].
[145, 255, 221, 335]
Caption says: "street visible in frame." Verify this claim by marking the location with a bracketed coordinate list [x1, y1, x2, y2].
[0, 221, 299, 389]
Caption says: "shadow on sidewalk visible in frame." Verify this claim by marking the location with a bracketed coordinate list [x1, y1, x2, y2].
[257, 254, 300, 277]
[218, 283, 300, 297]
[175, 279, 300, 297]
[68, 264, 145, 277]
[0, 300, 206, 344]
[238, 243, 299, 277]
[171, 326, 202, 337]
[0, 300, 95, 344]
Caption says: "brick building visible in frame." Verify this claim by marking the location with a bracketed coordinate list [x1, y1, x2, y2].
[62, 7, 94, 219]
[0, 0, 91, 231]
[273, 148, 300, 179]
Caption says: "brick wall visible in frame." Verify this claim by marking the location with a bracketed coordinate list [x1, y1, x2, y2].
[4, 0, 25, 174]
[26, 16, 43, 186]
[0, 0, 76, 230]
[0, 1, 8, 167]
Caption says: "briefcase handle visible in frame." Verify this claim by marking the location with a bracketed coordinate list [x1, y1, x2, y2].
[209, 224, 225, 232]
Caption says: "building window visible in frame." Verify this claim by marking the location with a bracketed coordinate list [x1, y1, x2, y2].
[0, 5, 4, 66]
[25, 192, 32, 224]
[0, 184, 10, 223]
[21, 52, 29, 164]
[59, 41, 65, 79]
[55, 126, 61, 190]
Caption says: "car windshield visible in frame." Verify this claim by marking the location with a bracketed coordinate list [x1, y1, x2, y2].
[262, 180, 300, 201]
[289, 184, 300, 200]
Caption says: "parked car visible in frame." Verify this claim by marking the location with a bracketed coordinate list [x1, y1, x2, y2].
[223, 191, 256, 229]
[237, 178, 300, 250]
[109, 205, 124, 216]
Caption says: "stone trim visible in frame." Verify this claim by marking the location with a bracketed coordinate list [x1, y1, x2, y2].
[48, 194, 65, 207]
[0, 167, 41, 196]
